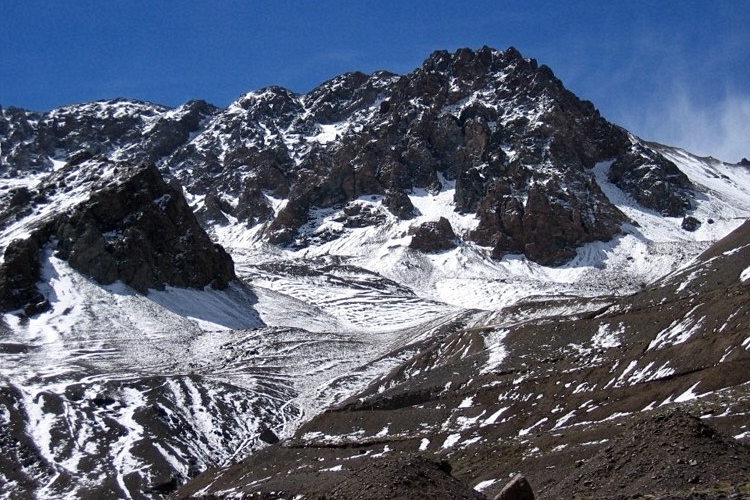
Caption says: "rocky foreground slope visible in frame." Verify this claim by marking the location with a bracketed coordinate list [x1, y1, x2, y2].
[173, 221, 750, 499]
[0, 46, 749, 499]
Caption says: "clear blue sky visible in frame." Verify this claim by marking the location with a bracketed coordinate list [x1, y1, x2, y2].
[2, 1, 748, 161]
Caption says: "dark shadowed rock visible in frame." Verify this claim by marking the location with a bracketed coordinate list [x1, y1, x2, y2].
[384, 189, 417, 219]
[258, 427, 280, 444]
[0, 158, 236, 305]
[8, 187, 32, 208]
[472, 174, 625, 265]
[409, 217, 458, 252]
[0, 236, 47, 312]
[681, 215, 701, 231]
[53, 161, 235, 293]
[494, 474, 535, 500]
[609, 144, 693, 216]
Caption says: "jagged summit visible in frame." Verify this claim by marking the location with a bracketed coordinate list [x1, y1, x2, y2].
[1, 46, 697, 266]
[156, 46, 691, 264]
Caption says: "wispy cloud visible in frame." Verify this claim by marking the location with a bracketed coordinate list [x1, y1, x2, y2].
[628, 88, 750, 163]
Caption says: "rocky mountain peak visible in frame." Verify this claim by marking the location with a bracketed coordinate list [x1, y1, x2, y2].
[1, 46, 698, 266]
[422, 45, 524, 76]
[151, 45, 698, 265]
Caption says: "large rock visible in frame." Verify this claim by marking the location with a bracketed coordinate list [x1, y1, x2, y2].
[681, 215, 701, 232]
[384, 189, 417, 219]
[493, 474, 535, 500]
[0, 235, 47, 313]
[409, 217, 458, 252]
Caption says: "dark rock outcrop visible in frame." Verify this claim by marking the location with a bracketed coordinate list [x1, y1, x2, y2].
[409, 217, 458, 252]
[384, 189, 417, 219]
[681, 215, 701, 231]
[258, 427, 280, 445]
[609, 143, 693, 216]
[52, 161, 235, 293]
[0, 235, 47, 313]
[0, 159, 235, 312]
[472, 176, 625, 265]
[326, 455, 485, 500]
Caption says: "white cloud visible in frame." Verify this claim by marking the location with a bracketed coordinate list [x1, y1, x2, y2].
[624, 87, 750, 163]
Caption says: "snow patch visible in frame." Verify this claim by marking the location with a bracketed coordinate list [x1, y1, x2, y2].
[442, 433, 462, 449]
[481, 407, 509, 427]
[474, 479, 498, 491]
[458, 396, 474, 409]
[674, 382, 702, 403]
[518, 417, 548, 436]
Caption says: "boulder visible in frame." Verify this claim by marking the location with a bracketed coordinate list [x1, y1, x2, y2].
[384, 190, 417, 219]
[0, 236, 46, 312]
[258, 427, 280, 444]
[493, 474, 535, 500]
[681, 216, 701, 232]
[409, 217, 457, 252]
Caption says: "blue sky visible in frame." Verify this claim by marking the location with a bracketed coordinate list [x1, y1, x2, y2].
[2, 1, 748, 161]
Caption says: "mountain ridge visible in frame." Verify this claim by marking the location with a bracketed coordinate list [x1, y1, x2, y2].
[1, 46, 702, 266]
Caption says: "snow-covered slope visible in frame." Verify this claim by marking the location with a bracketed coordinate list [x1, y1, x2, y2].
[205, 146, 750, 312]
[0, 250, 466, 498]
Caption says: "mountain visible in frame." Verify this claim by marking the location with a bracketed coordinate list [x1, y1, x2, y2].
[1, 46, 749, 499]
[1, 47, 696, 267]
